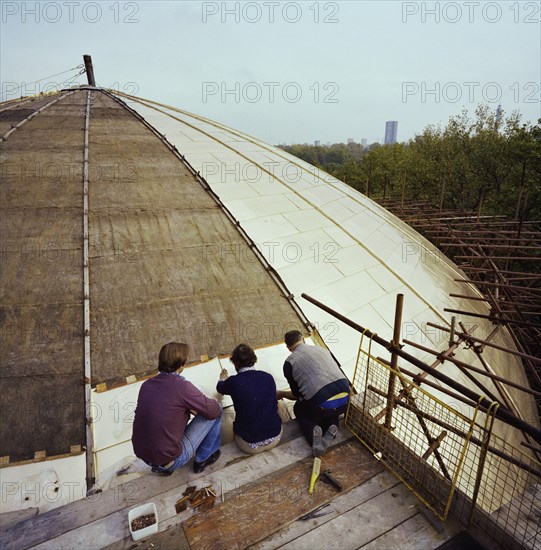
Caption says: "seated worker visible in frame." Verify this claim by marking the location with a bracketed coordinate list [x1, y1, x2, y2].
[277, 330, 349, 456]
[217, 344, 282, 454]
[132, 342, 222, 475]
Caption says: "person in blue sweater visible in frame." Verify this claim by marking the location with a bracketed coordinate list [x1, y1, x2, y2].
[217, 343, 282, 454]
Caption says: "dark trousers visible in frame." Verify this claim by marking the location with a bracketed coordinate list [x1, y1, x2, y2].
[293, 400, 347, 446]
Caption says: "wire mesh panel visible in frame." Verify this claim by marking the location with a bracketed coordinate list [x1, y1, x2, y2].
[468, 431, 541, 550]
[345, 334, 541, 548]
[345, 341, 479, 520]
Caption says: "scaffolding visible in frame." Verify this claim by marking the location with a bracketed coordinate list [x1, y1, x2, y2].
[377, 199, 541, 405]
[302, 292, 541, 550]
[346, 343, 541, 550]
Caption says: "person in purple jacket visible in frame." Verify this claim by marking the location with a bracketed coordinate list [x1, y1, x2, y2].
[217, 344, 282, 454]
[132, 342, 222, 475]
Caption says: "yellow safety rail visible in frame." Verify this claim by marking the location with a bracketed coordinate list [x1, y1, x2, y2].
[345, 332, 541, 549]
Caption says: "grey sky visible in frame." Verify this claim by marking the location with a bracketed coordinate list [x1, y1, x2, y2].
[1, 1, 540, 144]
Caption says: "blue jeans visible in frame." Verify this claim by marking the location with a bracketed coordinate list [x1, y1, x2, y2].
[153, 411, 222, 474]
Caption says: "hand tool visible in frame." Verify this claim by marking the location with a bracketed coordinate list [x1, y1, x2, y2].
[299, 503, 332, 521]
[308, 456, 321, 494]
[320, 469, 343, 492]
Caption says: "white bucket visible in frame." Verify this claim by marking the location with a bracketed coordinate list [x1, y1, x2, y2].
[128, 502, 158, 541]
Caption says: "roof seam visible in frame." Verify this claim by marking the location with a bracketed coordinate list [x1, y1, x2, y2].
[101, 88, 312, 336]
[1, 91, 74, 141]
[114, 91, 453, 327]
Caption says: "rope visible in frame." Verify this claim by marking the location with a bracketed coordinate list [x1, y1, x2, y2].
[25, 64, 84, 85]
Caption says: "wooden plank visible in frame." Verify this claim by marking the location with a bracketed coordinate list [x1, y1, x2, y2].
[103, 521, 190, 550]
[359, 510, 463, 550]
[8, 424, 344, 550]
[279, 484, 420, 549]
[254, 470, 399, 549]
[103, 431, 352, 550]
[0, 508, 39, 530]
[182, 440, 383, 550]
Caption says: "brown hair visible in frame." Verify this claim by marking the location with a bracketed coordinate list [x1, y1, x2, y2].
[284, 330, 303, 348]
[158, 342, 190, 373]
[230, 344, 257, 372]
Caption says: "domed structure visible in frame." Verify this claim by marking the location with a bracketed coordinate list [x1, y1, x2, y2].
[0, 84, 538, 521]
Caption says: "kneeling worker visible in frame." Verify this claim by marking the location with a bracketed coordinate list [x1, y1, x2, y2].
[277, 330, 349, 455]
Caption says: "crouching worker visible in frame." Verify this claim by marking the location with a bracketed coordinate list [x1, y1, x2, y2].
[278, 330, 350, 456]
[217, 344, 282, 454]
[132, 342, 222, 475]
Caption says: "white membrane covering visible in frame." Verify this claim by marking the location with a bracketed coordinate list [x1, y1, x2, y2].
[113, 93, 537, 431]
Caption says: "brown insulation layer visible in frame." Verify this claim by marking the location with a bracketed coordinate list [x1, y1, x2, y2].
[88, 91, 303, 385]
[0, 91, 86, 461]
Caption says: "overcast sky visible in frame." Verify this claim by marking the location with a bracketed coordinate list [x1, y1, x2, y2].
[1, 1, 540, 144]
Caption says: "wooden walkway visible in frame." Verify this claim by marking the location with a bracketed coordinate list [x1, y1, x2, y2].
[0, 423, 464, 549]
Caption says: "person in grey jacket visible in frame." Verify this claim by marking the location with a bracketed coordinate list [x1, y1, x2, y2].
[277, 330, 350, 455]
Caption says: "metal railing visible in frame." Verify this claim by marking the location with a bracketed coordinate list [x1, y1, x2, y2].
[345, 332, 541, 550]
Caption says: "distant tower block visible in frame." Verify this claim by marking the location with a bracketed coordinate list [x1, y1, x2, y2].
[496, 104, 503, 124]
[314, 140, 321, 147]
[385, 121, 398, 144]
[347, 138, 354, 144]
[361, 138, 367, 147]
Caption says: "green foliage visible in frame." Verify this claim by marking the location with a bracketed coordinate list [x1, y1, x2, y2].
[279, 107, 541, 220]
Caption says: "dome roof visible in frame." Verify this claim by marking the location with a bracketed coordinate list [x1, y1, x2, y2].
[0, 87, 537, 494]
[0, 89, 305, 463]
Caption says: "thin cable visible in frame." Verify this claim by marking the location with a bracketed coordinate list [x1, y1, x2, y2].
[3, 66, 85, 99]
[62, 69, 86, 88]
[25, 65, 84, 86]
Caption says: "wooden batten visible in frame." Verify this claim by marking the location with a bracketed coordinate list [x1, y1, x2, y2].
[90, 338, 291, 394]
[0, 447, 84, 468]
